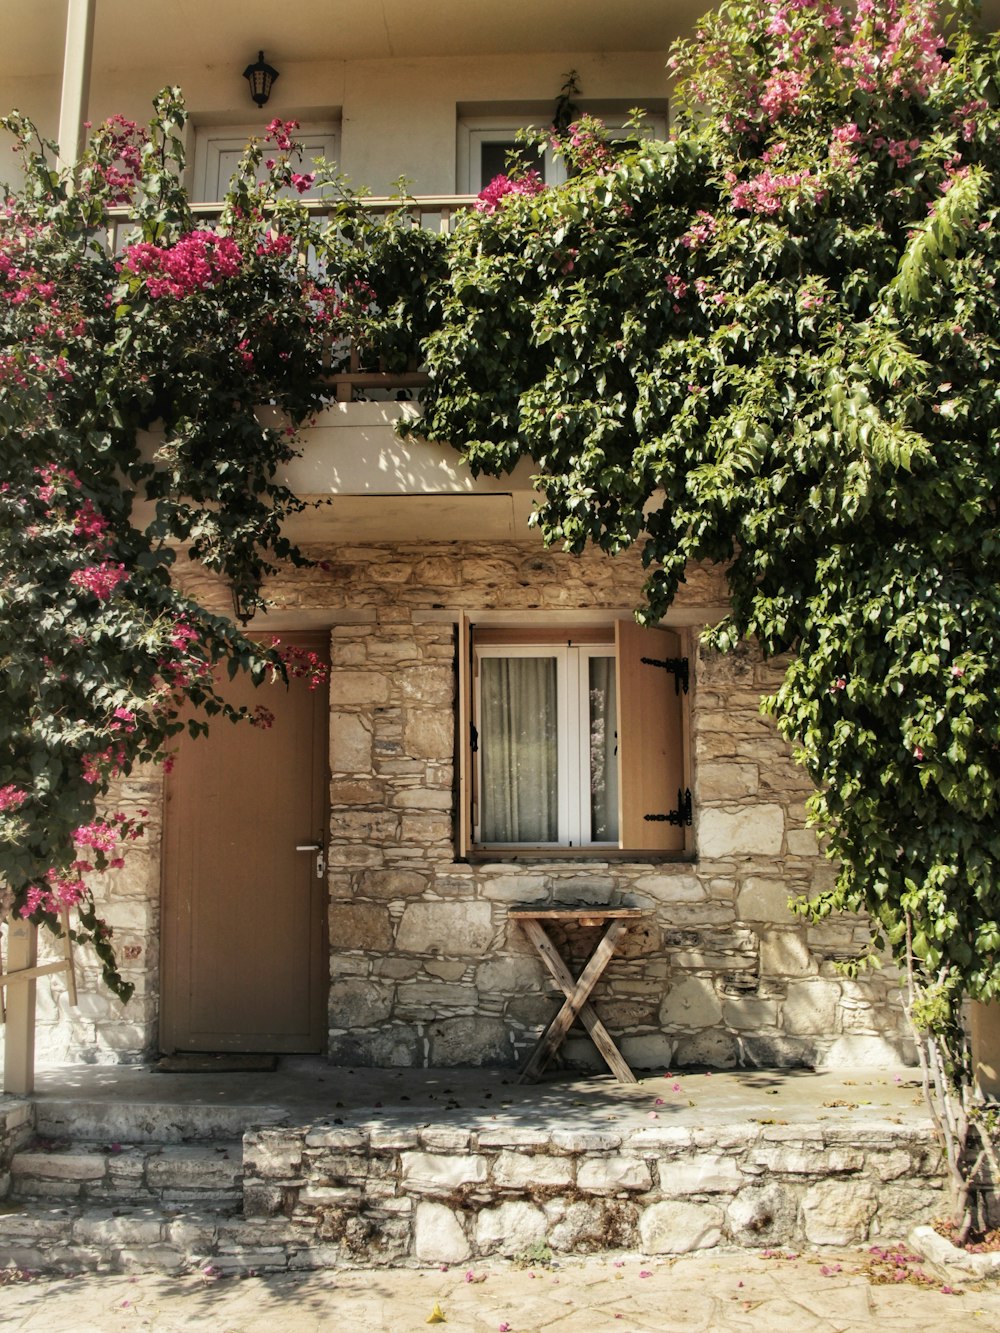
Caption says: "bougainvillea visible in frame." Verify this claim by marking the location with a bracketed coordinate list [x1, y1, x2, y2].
[413, 0, 1000, 1221]
[0, 92, 364, 994]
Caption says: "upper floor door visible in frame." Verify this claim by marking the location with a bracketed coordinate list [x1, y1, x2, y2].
[192, 122, 341, 203]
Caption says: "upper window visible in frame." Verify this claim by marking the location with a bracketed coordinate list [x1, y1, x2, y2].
[192, 122, 341, 203]
[457, 619, 690, 856]
[457, 110, 668, 194]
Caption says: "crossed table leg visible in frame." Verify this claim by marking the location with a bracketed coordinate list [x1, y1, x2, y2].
[509, 908, 646, 1085]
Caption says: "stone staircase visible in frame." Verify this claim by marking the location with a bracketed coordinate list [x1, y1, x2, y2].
[0, 1080, 953, 1276]
[0, 1096, 302, 1276]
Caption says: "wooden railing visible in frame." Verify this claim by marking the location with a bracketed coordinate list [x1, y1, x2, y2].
[106, 193, 478, 251]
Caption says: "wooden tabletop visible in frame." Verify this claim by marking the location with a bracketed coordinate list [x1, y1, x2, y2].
[507, 907, 646, 920]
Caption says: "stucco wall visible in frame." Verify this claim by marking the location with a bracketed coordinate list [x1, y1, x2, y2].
[8, 541, 912, 1072]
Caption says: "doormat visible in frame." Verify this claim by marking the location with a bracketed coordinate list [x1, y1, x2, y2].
[154, 1053, 278, 1073]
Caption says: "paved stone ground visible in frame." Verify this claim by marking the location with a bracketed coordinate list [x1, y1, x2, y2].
[4, 1248, 1000, 1331]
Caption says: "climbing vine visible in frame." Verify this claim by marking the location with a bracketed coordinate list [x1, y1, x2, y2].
[412, 0, 1000, 1228]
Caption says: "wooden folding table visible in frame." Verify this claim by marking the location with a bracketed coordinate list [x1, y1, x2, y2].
[509, 906, 646, 1084]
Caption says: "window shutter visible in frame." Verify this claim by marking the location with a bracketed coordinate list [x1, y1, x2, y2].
[615, 620, 688, 852]
[456, 614, 474, 859]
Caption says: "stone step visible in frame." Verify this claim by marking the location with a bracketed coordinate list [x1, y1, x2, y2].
[9, 1140, 243, 1208]
[34, 1098, 288, 1144]
[0, 1203, 334, 1276]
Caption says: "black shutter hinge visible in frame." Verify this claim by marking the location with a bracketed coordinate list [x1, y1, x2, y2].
[640, 655, 689, 694]
[644, 787, 693, 826]
[470, 723, 478, 753]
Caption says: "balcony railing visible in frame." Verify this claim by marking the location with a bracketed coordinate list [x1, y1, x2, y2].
[106, 195, 479, 403]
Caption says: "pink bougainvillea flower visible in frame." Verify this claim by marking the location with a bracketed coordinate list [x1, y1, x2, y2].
[475, 170, 545, 214]
[0, 784, 27, 812]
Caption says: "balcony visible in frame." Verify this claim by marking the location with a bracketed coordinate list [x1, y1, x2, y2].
[122, 195, 542, 543]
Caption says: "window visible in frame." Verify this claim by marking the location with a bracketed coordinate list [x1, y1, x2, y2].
[192, 122, 341, 203]
[457, 110, 668, 193]
[457, 619, 690, 856]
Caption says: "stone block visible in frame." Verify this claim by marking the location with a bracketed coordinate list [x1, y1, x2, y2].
[328, 903, 393, 952]
[419, 1127, 472, 1152]
[639, 1200, 723, 1254]
[327, 980, 394, 1029]
[428, 1016, 512, 1066]
[476, 1128, 552, 1150]
[759, 929, 815, 979]
[328, 672, 390, 706]
[73, 1211, 165, 1246]
[673, 1030, 739, 1068]
[545, 1199, 608, 1251]
[740, 1034, 815, 1068]
[414, 1201, 471, 1263]
[358, 868, 429, 899]
[493, 1153, 574, 1190]
[737, 878, 796, 923]
[475, 1200, 547, 1254]
[551, 1130, 622, 1153]
[403, 711, 454, 761]
[329, 779, 385, 806]
[723, 997, 780, 1030]
[330, 713, 373, 772]
[751, 1147, 864, 1176]
[699, 806, 784, 858]
[243, 1182, 289, 1216]
[699, 763, 759, 801]
[144, 1146, 241, 1191]
[802, 1179, 877, 1244]
[620, 1033, 675, 1071]
[477, 956, 545, 994]
[577, 1156, 651, 1193]
[400, 1152, 488, 1192]
[633, 873, 707, 903]
[660, 975, 722, 1029]
[14, 1151, 106, 1181]
[660, 1155, 743, 1195]
[424, 960, 468, 981]
[396, 902, 493, 956]
[727, 1183, 798, 1246]
[782, 979, 841, 1035]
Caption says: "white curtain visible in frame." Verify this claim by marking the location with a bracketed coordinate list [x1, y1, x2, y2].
[589, 657, 619, 843]
[480, 657, 558, 842]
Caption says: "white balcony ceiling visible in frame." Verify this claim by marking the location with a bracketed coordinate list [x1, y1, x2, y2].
[4, 1, 710, 78]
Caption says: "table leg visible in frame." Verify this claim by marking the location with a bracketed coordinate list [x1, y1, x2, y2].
[517, 918, 636, 1084]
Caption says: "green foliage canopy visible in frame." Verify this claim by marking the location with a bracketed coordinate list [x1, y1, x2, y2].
[415, 0, 1000, 1001]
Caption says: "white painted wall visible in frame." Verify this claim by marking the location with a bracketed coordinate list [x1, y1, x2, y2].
[2, 49, 669, 195]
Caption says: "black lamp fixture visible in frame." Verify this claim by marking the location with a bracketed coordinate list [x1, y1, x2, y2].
[243, 51, 279, 108]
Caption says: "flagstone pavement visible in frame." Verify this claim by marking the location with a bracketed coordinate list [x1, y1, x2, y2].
[4, 1246, 1000, 1332]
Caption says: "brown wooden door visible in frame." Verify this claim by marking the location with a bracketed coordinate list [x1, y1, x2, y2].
[161, 633, 329, 1053]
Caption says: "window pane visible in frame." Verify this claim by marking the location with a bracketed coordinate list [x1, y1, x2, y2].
[480, 139, 533, 188]
[589, 657, 619, 842]
[479, 657, 558, 842]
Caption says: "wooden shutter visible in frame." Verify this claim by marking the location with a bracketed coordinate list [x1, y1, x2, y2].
[615, 620, 688, 852]
[456, 614, 474, 859]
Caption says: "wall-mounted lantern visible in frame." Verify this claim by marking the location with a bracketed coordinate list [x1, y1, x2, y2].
[243, 51, 279, 108]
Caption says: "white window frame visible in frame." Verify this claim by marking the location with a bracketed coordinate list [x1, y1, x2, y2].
[192, 121, 341, 204]
[473, 641, 617, 848]
[458, 617, 690, 860]
[457, 110, 669, 193]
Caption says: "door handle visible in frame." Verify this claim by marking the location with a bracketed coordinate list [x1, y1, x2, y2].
[295, 843, 325, 879]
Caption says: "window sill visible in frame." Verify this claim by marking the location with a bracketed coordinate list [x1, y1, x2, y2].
[463, 845, 696, 865]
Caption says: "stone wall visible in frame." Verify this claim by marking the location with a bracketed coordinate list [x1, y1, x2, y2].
[241, 1118, 946, 1264]
[12, 540, 913, 1070]
[0, 1095, 34, 1200]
